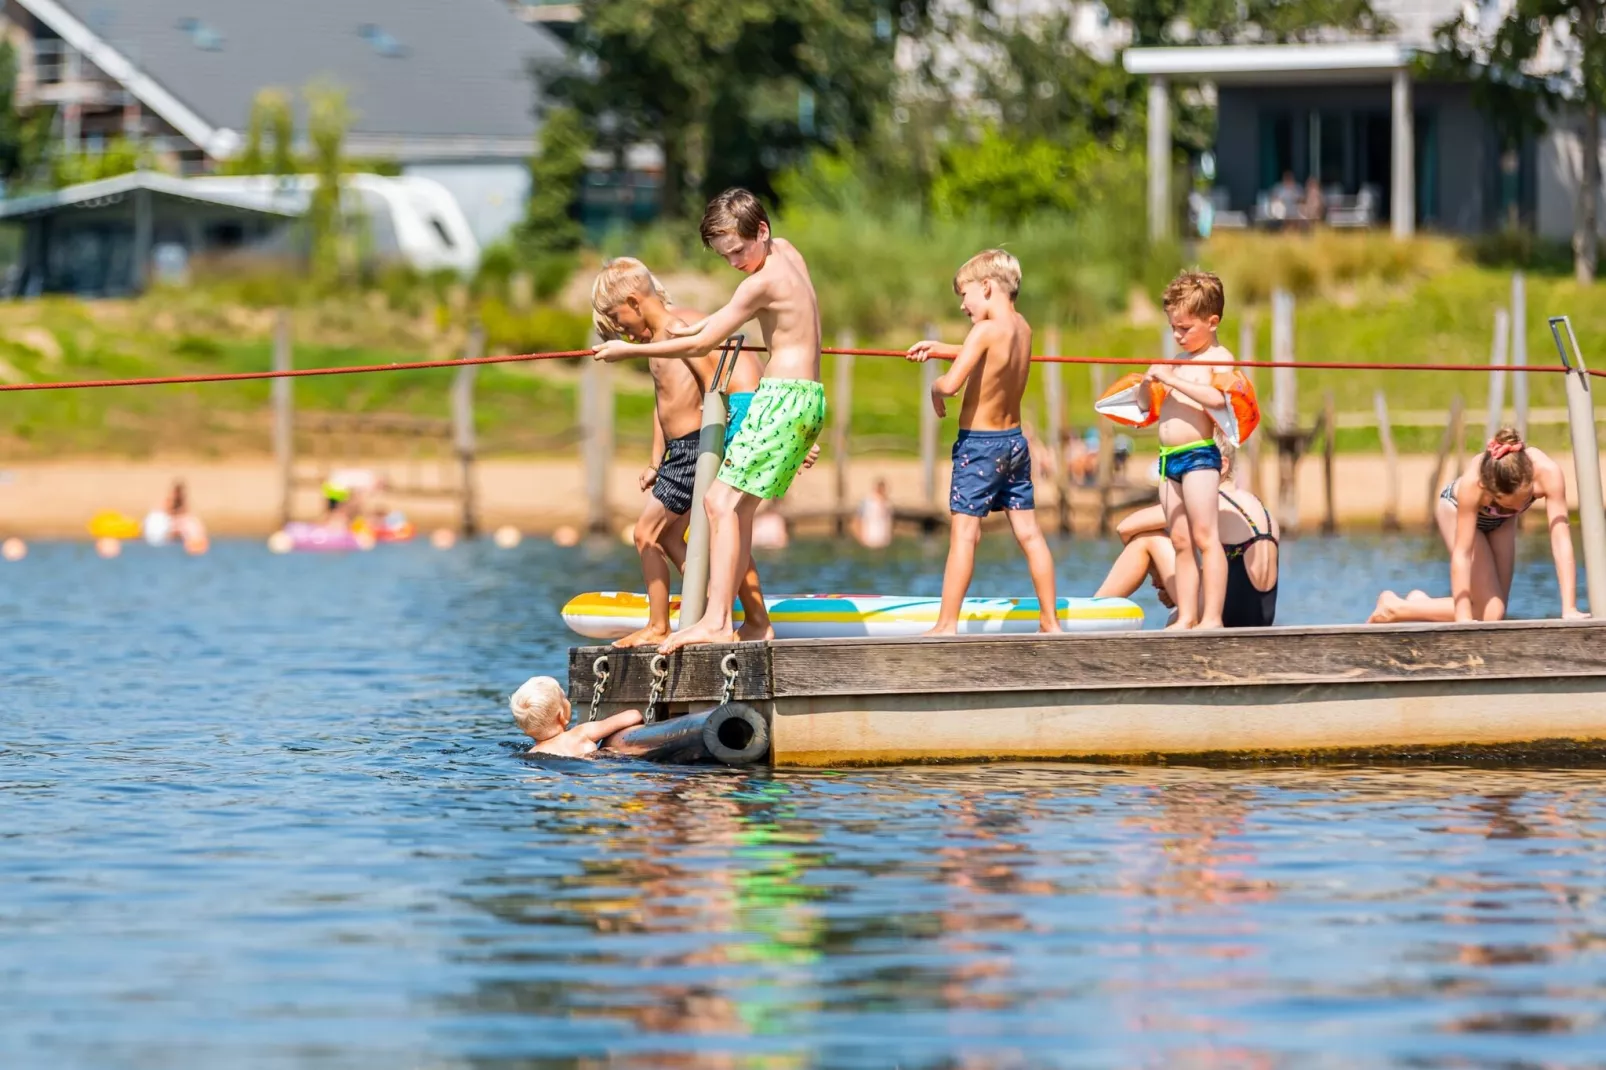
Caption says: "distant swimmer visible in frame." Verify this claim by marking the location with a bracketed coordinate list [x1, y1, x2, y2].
[510, 676, 643, 758]
[1369, 428, 1587, 624]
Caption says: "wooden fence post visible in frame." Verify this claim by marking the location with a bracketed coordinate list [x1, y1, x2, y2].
[1485, 306, 1511, 440]
[581, 335, 613, 535]
[832, 330, 854, 537]
[1239, 315, 1261, 499]
[272, 309, 293, 527]
[1091, 364, 1115, 535]
[452, 325, 482, 537]
[1512, 272, 1528, 440]
[1271, 289, 1299, 533]
[920, 321, 939, 511]
[1044, 327, 1068, 535]
[1374, 389, 1400, 531]
[1428, 394, 1464, 530]
[1321, 391, 1337, 534]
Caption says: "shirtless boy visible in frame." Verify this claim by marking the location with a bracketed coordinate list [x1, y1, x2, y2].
[1145, 271, 1235, 630]
[906, 249, 1060, 635]
[510, 676, 642, 757]
[594, 188, 826, 653]
[590, 258, 771, 647]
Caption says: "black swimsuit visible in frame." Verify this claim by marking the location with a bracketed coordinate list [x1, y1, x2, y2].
[1220, 492, 1278, 628]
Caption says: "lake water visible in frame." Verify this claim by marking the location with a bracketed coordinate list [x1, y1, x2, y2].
[5, 534, 1605, 1068]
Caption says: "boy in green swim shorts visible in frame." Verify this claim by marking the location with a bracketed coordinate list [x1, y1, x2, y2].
[595, 188, 826, 651]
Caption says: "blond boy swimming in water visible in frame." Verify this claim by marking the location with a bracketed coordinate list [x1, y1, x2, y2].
[590, 258, 772, 647]
[510, 676, 642, 757]
[594, 188, 826, 653]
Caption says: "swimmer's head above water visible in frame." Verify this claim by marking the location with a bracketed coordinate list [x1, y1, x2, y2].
[510, 676, 570, 744]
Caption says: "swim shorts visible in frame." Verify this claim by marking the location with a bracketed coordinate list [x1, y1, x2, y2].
[720, 379, 827, 500]
[950, 428, 1035, 517]
[652, 430, 700, 515]
[725, 391, 754, 452]
[1159, 439, 1222, 484]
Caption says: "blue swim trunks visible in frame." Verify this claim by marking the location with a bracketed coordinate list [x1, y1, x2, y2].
[950, 428, 1035, 517]
[1159, 439, 1222, 483]
[725, 391, 754, 451]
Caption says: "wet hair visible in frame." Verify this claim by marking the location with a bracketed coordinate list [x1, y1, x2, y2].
[953, 249, 1021, 299]
[590, 258, 671, 341]
[1480, 427, 1533, 495]
[699, 188, 769, 247]
[510, 676, 568, 740]
[1215, 435, 1236, 478]
[1163, 270, 1226, 321]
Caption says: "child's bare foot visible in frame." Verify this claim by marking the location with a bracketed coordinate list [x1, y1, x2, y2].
[1194, 618, 1224, 630]
[1367, 591, 1404, 624]
[612, 624, 671, 648]
[736, 618, 775, 642]
[922, 624, 958, 637]
[1164, 619, 1194, 631]
[659, 620, 739, 653]
[1037, 619, 1062, 634]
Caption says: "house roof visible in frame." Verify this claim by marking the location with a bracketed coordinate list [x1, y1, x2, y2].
[1123, 42, 1417, 84]
[0, 170, 303, 220]
[13, 0, 565, 160]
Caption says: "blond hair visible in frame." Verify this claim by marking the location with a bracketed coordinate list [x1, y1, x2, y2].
[1163, 270, 1225, 320]
[510, 676, 568, 740]
[591, 257, 671, 340]
[699, 188, 769, 246]
[953, 249, 1021, 299]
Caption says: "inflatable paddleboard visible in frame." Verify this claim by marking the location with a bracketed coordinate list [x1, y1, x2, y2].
[562, 591, 1144, 640]
[281, 521, 371, 552]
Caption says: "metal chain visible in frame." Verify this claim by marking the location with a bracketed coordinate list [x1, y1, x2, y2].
[720, 653, 739, 706]
[644, 654, 669, 725]
[587, 656, 610, 723]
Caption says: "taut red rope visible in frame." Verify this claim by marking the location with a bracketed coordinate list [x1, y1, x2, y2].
[0, 345, 1593, 393]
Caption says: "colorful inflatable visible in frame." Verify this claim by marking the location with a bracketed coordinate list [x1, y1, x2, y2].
[562, 592, 1144, 641]
[87, 511, 142, 540]
[279, 522, 372, 553]
[1095, 368, 1261, 447]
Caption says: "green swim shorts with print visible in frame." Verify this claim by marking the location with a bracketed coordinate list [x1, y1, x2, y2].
[719, 378, 827, 500]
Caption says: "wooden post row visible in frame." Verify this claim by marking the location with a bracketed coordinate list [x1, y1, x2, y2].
[832, 330, 854, 538]
[1239, 316, 1261, 499]
[1512, 272, 1528, 440]
[1485, 306, 1510, 440]
[920, 322, 939, 511]
[1043, 326, 1068, 535]
[452, 325, 482, 537]
[272, 310, 293, 527]
[1321, 391, 1336, 535]
[581, 333, 613, 535]
[1374, 390, 1400, 531]
[1271, 288, 1299, 533]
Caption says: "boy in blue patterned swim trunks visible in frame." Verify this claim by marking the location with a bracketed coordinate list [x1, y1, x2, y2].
[906, 250, 1060, 635]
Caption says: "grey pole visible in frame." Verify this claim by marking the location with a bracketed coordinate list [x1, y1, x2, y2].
[678, 336, 742, 629]
[1548, 316, 1606, 616]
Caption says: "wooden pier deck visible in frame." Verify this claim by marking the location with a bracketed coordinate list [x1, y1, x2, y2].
[568, 620, 1606, 766]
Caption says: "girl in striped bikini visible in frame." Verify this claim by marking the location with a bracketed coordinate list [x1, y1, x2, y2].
[1368, 427, 1588, 623]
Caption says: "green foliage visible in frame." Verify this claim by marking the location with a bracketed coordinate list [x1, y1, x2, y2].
[476, 297, 593, 354]
[0, 40, 51, 191]
[225, 88, 296, 177]
[50, 138, 157, 188]
[514, 106, 590, 295]
[304, 80, 354, 287]
[1105, 0, 1387, 46]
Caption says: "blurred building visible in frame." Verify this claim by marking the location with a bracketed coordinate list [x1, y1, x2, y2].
[0, 0, 565, 247]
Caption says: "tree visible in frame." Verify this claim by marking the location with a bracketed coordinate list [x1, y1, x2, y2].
[547, 0, 928, 217]
[226, 88, 296, 177]
[1104, 0, 1386, 47]
[1430, 1, 1605, 282]
[513, 105, 591, 293]
[0, 39, 53, 192]
[304, 80, 353, 285]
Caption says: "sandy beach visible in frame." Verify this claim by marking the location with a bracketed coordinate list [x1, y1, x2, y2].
[2, 449, 1597, 539]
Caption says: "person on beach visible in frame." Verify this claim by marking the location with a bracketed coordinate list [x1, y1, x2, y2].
[510, 676, 643, 757]
[1143, 271, 1237, 630]
[1095, 439, 1278, 628]
[590, 257, 772, 648]
[906, 249, 1060, 635]
[594, 188, 827, 653]
[1368, 429, 1587, 624]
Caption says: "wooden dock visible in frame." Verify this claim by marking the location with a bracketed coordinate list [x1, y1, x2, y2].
[568, 620, 1606, 766]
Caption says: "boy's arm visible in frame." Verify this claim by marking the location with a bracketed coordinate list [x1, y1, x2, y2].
[931, 323, 995, 399]
[907, 340, 962, 362]
[581, 708, 644, 744]
[1150, 364, 1227, 408]
[1537, 459, 1585, 617]
[595, 279, 767, 362]
[642, 411, 665, 490]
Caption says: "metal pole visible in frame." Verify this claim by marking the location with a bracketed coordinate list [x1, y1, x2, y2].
[1147, 75, 1171, 243]
[1511, 272, 1528, 440]
[920, 322, 938, 510]
[1548, 316, 1606, 616]
[452, 325, 482, 537]
[1485, 307, 1510, 440]
[832, 330, 854, 537]
[679, 337, 740, 629]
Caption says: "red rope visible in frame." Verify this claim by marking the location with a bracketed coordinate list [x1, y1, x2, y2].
[0, 343, 1593, 393]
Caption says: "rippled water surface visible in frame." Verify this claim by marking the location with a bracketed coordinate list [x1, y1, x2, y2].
[5, 534, 1605, 1068]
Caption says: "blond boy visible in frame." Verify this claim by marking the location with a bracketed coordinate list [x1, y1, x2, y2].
[1145, 271, 1235, 629]
[590, 258, 771, 646]
[906, 250, 1060, 635]
[510, 676, 642, 757]
[594, 188, 825, 653]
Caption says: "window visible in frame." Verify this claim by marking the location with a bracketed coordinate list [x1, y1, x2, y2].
[429, 218, 455, 249]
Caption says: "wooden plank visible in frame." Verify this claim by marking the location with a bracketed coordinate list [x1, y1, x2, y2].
[1512, 272, 1529, 439]
[768, 677, 1606, 766]
[765, 619, 1606, 697]
[1321, 390, 1336, 534]
[1239, 317, 1262, 500]
[452, 326, 481, 537]
[567, 643, 771, 705]
[832, 331, 853, 538]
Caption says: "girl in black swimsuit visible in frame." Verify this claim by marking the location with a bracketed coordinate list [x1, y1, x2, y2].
[1220, 493, 1278, 628]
